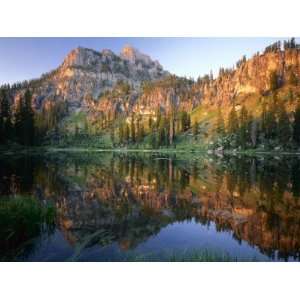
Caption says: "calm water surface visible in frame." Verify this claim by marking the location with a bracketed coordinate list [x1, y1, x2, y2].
[1, 152, 300, 261]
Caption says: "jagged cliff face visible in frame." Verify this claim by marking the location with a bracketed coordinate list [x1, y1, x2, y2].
[24, 45, 168, 111]
[135, 78, 201, 114]
[86, 48, 300, 119]
[83, 76, 201, 121]
[11, 47, 300, 125]
[198, 49, 300, 107]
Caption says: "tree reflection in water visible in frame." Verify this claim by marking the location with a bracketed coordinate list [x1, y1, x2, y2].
[1, 152, 300, 261]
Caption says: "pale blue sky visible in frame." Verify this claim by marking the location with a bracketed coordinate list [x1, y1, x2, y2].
[0, 38, 295, 84]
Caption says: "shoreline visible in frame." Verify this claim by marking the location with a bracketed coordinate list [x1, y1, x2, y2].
[1, 146, 300, 156]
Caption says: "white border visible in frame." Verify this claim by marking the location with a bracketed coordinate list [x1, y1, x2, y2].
[0, 0, 300, 37]
[0, 262, 299, 300]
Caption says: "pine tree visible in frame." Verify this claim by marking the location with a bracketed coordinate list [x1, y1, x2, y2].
[261, 100, 267, 134]
[265, 109, 277, 140]
[180, 111, 191, 132]
[187, 114, 191, 130]
[293, 103, 300, 146]
[0, 99, 2, 144]
[124, 123, 130, 144]
[165, 115, 170, 145]
[15, 96, 25, 144]
[136, 117, 140, 143]
[156, 108, 161, 130]
[148, 117, 153, 130]
[291, 37, 296, 48]
[110, 127, 115, 146]
[75, 124, 79, 137]
[277, 101, 291, 145]
[130, 114, 136, 143]
[0, 88, 12, 144]
[239, 105, 249, 149]
[180, 112, 186, 132]
[227, 106, 239, 135]
[140, 124, 145, 141]
[158, 115, 167, 146]
[169, 112, 175, 145]
[118, 123, 124, 144]
[84, 118, 89, 135]
[264, 96, 278, 140]
[269, 71, 279, 91]
[150, 132, 157, 149]
[192, 121, 199, 138]
[23, 89, 35, 146]
[216, 107, 225, 136]
[249, 115, 258, 148]
[136, 118, 145, 143]
[14, 90, 35, 146]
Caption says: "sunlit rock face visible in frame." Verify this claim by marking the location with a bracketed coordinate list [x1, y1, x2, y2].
[16, 45, 168, 112]
[49, 48, 300, 115]
[197, 49, 300, 107]
[120, 45, 163, 70]
[135, 80, 201, 115]
[12, 47, 300, 120]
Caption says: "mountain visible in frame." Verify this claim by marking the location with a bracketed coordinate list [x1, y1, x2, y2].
[190, 46, 300, 145]
[74, 44, 300, 119]
[15, 42, 300, 118]
[195, 47, 300, 107]
[16, 45, 168, 112]
[2, 39, 300, 151]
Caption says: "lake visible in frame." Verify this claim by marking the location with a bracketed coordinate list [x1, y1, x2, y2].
[1, 151, 300, 261]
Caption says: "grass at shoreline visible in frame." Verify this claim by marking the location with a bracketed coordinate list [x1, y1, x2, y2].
[0, 195, 56, 261]
[121, 249, 238, 262]
[1, 144, 300, 157]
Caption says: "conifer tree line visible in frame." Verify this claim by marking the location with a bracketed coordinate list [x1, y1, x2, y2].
[116, 109, 191, 148]
[215, 92, 300, 150]
[264, 38, 300, 54]
[0, 87, 35, 146]
[0, 84, 69, 146]
[2, 38, 300, 149]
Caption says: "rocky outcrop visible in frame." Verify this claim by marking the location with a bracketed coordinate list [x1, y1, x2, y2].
[11, 45, 300, 123]
[88, 48, 300, 118]
[198, 49, 300, 107]
[17, 45, 169, 112]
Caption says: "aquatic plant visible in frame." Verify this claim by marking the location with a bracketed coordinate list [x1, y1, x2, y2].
[0, 195, 56, 260]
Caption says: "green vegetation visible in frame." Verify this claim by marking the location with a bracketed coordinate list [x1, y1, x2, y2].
[0, 195, 56, 260]
[0, 86, 67, 147]
[120, 249, 238, 262]
[15, 89, 35, 146]
[0, 88, 36, 146]
[0, 88, 13, 144]
[212, 91, 300, 152]
[263, 38, 300, 54]
[2, 39, 300, 154]
[116, 108, 192, 149]
[1, 150, 300, 261]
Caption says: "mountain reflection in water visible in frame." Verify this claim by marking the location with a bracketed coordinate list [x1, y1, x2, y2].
[1, 152, 300, 261]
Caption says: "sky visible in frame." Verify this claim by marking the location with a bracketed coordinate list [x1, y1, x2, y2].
[0, 37, 296, 85]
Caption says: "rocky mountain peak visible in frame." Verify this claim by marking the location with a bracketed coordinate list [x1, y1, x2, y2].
[101, 48, 115, 57]
[121, 45, 141, 61]
[120, 45, 158, 66]
[61, 46, 102, 69]
[20, 45, 169, 112]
